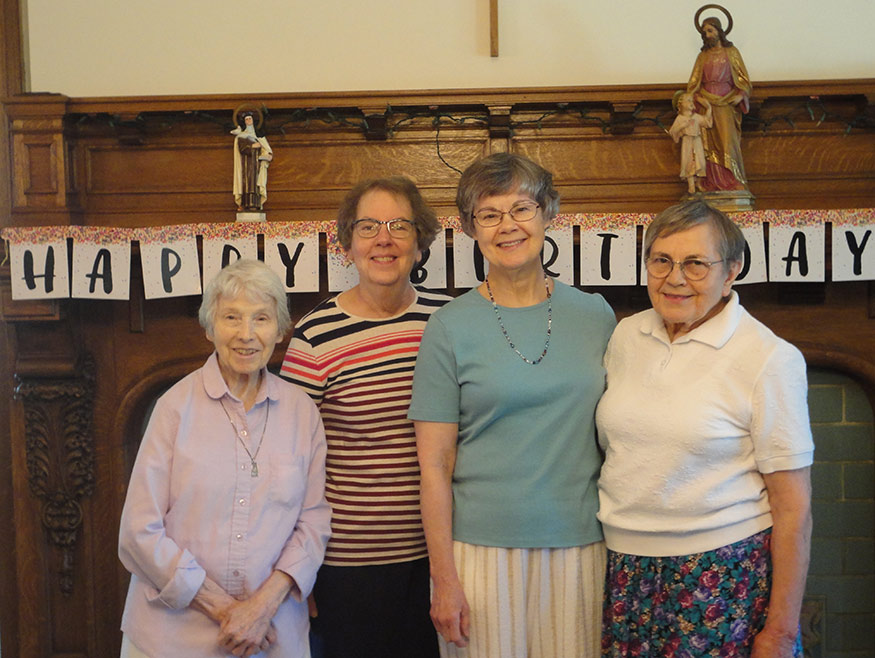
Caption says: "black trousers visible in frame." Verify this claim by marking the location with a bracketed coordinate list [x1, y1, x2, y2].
[309, 557, 439, 658]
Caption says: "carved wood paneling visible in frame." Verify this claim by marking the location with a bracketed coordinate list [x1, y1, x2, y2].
[14, 356, 96, 595]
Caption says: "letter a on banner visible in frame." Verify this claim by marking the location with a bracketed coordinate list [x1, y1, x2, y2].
[10, 239, 70, 300]
[768, 218, 825, 282]
[71, 229, 133, 299]
[139, 228, 201, 299]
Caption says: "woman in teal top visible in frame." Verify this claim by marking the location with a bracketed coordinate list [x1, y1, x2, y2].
[409, 153, 615, 658]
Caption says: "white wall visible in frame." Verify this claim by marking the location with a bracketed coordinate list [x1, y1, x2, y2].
[24, 0, 875, 98]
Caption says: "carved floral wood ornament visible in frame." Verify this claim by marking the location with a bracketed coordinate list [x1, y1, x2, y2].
[14, 356, 96, 595]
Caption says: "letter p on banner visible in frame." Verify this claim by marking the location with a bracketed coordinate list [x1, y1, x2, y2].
[140, 234, 201, 299]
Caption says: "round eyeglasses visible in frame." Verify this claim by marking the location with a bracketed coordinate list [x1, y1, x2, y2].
[645, 256, 725, 281]
[472, 202, 540, 228]
[352, 218, 416, 239]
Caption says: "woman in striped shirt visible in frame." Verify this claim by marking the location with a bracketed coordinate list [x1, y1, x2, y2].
[281, 177, 449, 658]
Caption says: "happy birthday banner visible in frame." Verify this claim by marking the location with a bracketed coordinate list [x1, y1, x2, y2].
[2, 210, 873, 301]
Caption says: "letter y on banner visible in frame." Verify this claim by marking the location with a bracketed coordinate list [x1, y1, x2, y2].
[831, 210, 875, 281]
[263, 220, 326, 292]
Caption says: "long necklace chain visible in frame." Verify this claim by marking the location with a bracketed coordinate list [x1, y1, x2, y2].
[219, 399, 270, 477]
[485, 273, 552, 365]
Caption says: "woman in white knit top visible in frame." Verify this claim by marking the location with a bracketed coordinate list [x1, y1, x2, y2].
[596, 200, 813, 658]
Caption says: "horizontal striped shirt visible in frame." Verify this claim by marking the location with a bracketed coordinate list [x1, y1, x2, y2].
[281, 288, 450, 566]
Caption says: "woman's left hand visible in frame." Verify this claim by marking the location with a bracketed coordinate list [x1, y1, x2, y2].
[751, 625, 798, 658]
[218, 597, 275, 656]
[752, 467, 811, 658]
[218, 570, 294, 656]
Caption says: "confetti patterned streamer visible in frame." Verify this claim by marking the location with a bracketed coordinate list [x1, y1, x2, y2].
[197, 222, 262, 241]
[823, 208, 875, 226]
[261, 220, 326, 239]
[568, 213, 654, 231]
[439, 216, 463, 232]
[69, 226, 137, 245]
[1, 226, 73, 243]
[767, 210, 830, 228]
[135, 225, 199, 243]
[731, 212, 768, 228]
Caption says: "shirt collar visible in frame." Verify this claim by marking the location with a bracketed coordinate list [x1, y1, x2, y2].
[641, 290, 742, 348]
[202, 351, 278, 404]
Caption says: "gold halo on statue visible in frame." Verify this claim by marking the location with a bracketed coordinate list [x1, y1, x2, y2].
[232, 103, 265, 131]
[694, 4, 733, 36]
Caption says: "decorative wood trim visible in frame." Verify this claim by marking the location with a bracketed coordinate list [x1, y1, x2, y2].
[13, 355, 96, 596]
[0, 0, 26, 652]
[10, 78, 864, 115]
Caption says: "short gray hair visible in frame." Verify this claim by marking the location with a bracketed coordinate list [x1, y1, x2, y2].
[644, 200, 745, 265]
[456, 153, 560, 237]
[198, 258, 291, 336]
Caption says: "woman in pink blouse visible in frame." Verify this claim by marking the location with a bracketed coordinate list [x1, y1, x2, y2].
[118, 259, 330, 658]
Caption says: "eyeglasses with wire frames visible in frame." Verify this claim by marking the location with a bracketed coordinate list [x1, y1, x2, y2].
[645, 256, 726, 281]
[352, 218, 416, 239]
[472, 202, 540, 228]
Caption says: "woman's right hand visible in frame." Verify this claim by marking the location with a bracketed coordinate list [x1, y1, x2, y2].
[431, 577, 470, 647]
[416, 420, 468, 646]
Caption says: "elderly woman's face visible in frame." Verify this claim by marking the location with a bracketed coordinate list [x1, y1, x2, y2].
[207, 292, 283, 383]
[647, 222, 739, 338]
[472, 189, 546, 274]
[347, 189, 421, 290]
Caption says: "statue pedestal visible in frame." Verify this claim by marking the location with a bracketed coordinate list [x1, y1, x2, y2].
[682, 190, 756, 213]
[235, 211, 266, 222]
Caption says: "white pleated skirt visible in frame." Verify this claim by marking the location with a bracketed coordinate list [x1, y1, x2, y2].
[440, 540, 606, 658]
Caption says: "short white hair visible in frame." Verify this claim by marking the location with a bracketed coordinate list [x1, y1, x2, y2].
[198, 259, 291, 336]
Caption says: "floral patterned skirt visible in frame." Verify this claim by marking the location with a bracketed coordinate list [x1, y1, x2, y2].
[601, 529, 802, 657]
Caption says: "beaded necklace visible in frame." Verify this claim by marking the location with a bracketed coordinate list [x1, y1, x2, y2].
[484, 273, 552, 365]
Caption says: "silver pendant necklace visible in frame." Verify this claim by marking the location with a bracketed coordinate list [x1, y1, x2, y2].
[485, 273, 552, 365]
[220, 399, 270, 477]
